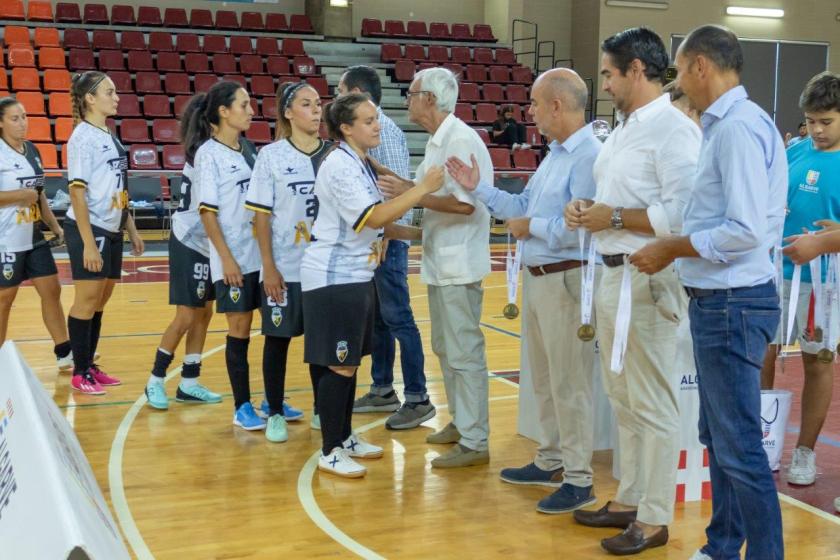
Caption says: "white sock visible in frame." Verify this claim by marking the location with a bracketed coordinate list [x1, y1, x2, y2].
[184, 353, 201, 364]
[147, 375, 164, 387]
[180, 377, 199, 388]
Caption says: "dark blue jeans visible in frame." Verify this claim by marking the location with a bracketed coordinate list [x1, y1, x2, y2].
[688, 281, 783, 560]
[371, 241, 428, 403]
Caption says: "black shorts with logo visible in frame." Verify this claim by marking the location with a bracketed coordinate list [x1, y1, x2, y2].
[214, 270, 260, 313]
[260, 281, 304, 338]
[168, 234, 215, 308]
[0, 236, 58, 288]
[64, 219, 123, 280]
[302, 280, 375, 367]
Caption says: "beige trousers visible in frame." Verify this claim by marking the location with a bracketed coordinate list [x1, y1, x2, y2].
[523, 267, 596, 487]
[595, 263, 686, 526]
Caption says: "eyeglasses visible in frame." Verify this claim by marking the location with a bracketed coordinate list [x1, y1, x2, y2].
[405, 90, 432, 100]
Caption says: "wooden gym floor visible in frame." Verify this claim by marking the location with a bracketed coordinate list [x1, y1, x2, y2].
[8, 247, 840, 559]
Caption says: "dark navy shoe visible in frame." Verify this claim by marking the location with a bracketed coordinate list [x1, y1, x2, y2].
[537, 483, 596, 514]
[500, 462, 564, 487]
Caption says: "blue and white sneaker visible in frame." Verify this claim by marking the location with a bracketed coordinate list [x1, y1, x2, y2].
[145, 382, 168, 410]
[176, 382, 222, 404]
[259, 399, 305, 421]
[233, 402, 266, 431]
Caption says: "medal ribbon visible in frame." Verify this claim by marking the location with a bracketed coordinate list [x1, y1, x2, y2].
[610, 259, 632, 374]
[786, 263, 802, 346]
[578, 229, 596, 326]
[506, 232, 522, 306]
[810, 254, 823, 338]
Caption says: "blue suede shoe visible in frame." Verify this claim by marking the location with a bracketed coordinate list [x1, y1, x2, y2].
[500, 462, 564, 487]
[537, 483, 596, 514]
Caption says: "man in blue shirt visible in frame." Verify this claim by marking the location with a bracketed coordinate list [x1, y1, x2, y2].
[446, 68, 602, 513]
[630, 25, 787, 560]
[338, 66, 435, 430]
[761, 71, 840, 487]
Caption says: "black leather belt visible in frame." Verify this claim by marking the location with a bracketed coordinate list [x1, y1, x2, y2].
[527, 260, 585, 277]
[602, 254, 627, 268]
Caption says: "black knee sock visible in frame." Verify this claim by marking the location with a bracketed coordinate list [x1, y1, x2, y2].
[67, 316, 92, 375]
[317, 367, 352, 455]
[182, 361, 201, 379]
[309, 363, 324, 415]
[262, 335, 290, 415]
[151, 349, 174, 378]
[89, 311, 103, 360]
[342, 372, 358, 441]
[225, 335, 251, 409]
[54, 340, 71, 359]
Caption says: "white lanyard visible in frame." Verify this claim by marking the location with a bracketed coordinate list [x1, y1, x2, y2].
[578, 229, 597, 339]
[785, 263, 802, 346]
[504, 233, 522, 318]
[774, 245, 786, 355]
[610, 260, 632, 374]
[810, 255, 824, 337]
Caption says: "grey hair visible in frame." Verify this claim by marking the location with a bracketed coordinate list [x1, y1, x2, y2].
[412, 67, 458, 113]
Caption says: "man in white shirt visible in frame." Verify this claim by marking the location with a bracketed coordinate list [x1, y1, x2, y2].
[379, 67, 493, 468]
[565, 27, 701, 555]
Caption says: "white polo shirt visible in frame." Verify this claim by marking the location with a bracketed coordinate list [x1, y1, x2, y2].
[415, 113, 492, 286]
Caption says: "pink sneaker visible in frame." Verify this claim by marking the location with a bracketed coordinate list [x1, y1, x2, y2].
[90, 365, 121, 386]
[72, 372, 105, 395]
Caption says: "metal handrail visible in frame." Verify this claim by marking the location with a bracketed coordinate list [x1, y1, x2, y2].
[536, 41, 555, 73]
[511, 18, 538, 69]
[553, 58, 574, 69]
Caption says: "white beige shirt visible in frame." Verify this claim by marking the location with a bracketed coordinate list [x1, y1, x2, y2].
[592, 94, 701, 255]
[415, 113, 492, 286]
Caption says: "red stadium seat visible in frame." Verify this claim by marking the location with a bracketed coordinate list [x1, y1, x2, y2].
[184, 53, 209, 74]
[63, 29, 90, 50]
[120, 31, 146, 51]
[265, 13, 289, 32]
[256, 38, 279, 56]
[451, 23, 472, 41]
[173, 95, 192, 118]
[483, 83, 504, 102]
[11, 68, 40, 91]
[404, 44, 426, 62]
[49, 92, 73, 116]
[0, 73, 6, 92]
[83, 4, 109, 24]
[417, 62, 435, 72]
[407, 21, 430, 39]
[428, 45, 449, 63]
[163, 8, 188, 27]
[281, 38, 305, 57]
[194, 73, 218, 93]
[43, 69, 71, 92]
[92, 30, 118, 51]
[361, 19, 385, 38]
[381, 44, 402, 63]
[251, 75, 275, 97]
[143, 95, 171, 118]
[237, 54, 262, 76]
[162, 145, 185, 170]
[164, 73, 191, 95]
[3, 26, 30, 47]
[35, 143, 58, 170]
[127, 51, 154, 72]
[506, 84, 528, 102]
[245, 121, 271, 144]
[26, 0, 54, 22]
[212, 54, 237, 74]
[466, 65, 487, 82]
[474, 24, 496, 42]
[442, 63, 464, 77]
[222, 74, 247, 89]
[489, 147, 513, 170]
[215, 10, 239, 30]
[129, 144, 160, 170]
[203, 36, 227, 54]
[393, 60, 415, 82]
[511, 67, 533, 84]
[474, 48, 493, 65]
[18, 92, 46, 116]
[111, 4, 135, 25]
[490, 66, 511, 83]
[153, 119, 179, 143]
[308, 76, 330, 97]
[137, 6, 162, 26]
[430, 23, 450, 40]
[458, 83, 481, 102]
[513, 149, 538, 170]
[293, 57, 317, 76]
[60, 144, 68, 168]
[8, 46, 36, 68]
[290, 14, 314, 33]
[241, 12, 265, 31]
[249, 98, 260, 118]
[454, 103, 474, 123]
[98, 50, 125, 71]
[148, 32, 174, 52]
[34, 28, 61, 48]
[109, 71, 133, 93]
[135, 72, 162, 94]
[55, 2, 82, 23]
[54, 118, 73, 142]
[266, 56, 291, 76]
[476, 128, 491, 145]
[176, 34, 201, 54]
[525, 126, 543, 146]
[27, 117, 52, 142]
[68, 48, 95, 71]
[120, 119, 151, 143]
[117, 94, 142, 117]
[495, 49, 517, 65]
[0, 0, 25, 20]
[156, 52, 182, 73]
[230, 36, 253, 56]
[384, 20, 408, 38]
[262, 97, 277, 120]
[508, 105, 523, 121]
[451, 46, 470, 64]
[189, 9, 213, 28]
[474, 103, 497, 123]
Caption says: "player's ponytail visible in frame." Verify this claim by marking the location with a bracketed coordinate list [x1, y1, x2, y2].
[70, 71, 108, 126]
[181, 81, 242, 163]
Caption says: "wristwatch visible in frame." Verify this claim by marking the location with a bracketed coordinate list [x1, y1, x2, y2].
[610, 206, 624, 230]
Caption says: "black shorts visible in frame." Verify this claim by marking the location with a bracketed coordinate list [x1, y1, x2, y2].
[214, 270, 260, 313]
[168, 235, 215, 308]
[0, 240, 58, 288]
[302, 281, 375, 367]
[260, 281, 304, 338]
[64, 219, 123, 280]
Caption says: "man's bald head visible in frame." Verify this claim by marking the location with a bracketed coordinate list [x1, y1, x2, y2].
[533, 68, 589, 112]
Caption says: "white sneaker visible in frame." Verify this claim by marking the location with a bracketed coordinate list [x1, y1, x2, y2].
[520, 143, 532, 150]
[689, 551, 712, 560]
[343, 432, 384, 459]
[511, 143, 520, 150]
[318, 447, 366, 478]
[787, 446, 817, 485]
[57, 351, 74, 372]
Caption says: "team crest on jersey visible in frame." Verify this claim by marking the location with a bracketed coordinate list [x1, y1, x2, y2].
[271, 306, 283, 327]
[336, 341, 348, 363]
[229, 287, 241, 303]
[806, 170, 820, 186]
[196, 281, 206, 300]
[2, 264, 13, 280]
[284, 166, 298, 175]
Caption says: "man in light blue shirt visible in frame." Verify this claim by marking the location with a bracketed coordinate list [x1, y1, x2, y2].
[337, 66, 434, 431]
[446, 68, 602, 513]
[630, 25, 786, 560]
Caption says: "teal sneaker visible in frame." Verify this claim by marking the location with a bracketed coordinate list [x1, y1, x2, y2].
[310, 413, 321, 430]
[233, 402, 266, 431]
[176, 382, 222, 404]
[145, 383, 168, 410]
[265, 414, 288, 443]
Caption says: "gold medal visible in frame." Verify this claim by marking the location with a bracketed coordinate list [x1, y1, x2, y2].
[503, 303, 519, 320]
[577, 324, 596, 341]
[817, 348, 834, 363]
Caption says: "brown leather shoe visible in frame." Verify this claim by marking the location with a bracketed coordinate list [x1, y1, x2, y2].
[600, 523, 668, 556]
[573, 501, 637, 528]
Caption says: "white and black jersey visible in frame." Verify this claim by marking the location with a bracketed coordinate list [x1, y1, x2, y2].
[0, 139, 45, 252]
[171, 161, 209, 257]
[66, 121, 129, 233]
[196, 138, 260, 283]
[245, 138, 333, 283]
[300, 143, 385, 291]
